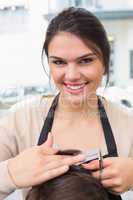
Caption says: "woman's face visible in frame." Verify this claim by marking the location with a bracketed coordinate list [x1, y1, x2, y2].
[48, 32, 104, 105]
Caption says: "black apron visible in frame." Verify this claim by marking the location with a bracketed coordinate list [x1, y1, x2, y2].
[38, 94, 122, 200]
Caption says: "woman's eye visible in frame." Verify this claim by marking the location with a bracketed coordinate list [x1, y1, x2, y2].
[79, 57, 95, 64]
[53, 60, 66, 65]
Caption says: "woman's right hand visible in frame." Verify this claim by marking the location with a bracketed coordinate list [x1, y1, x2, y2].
[7, 133, 84, 188]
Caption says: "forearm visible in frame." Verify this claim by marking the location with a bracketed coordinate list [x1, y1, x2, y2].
[0, 160, 17, 200]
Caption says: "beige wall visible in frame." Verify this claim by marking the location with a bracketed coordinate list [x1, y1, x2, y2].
[102, 19, 133, 87]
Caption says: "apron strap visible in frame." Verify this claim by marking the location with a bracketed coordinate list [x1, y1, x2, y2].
[38, 94, 59, 145]
[38, 95, 119, 157]
[98, 97, 118, 157]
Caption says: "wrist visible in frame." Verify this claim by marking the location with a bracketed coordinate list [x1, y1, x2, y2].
[128, 158, 133, 190]
[0, 160, 17, 192]
[7, 158, 20, 189]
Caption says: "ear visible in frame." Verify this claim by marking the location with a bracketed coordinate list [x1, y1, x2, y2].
[102, 65, 106, 75]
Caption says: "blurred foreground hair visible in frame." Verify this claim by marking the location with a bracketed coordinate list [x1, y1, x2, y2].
[26, 150, 109, 200]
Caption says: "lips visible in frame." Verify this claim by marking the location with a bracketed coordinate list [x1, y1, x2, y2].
[64, 82, 88, 94]
[65, 84, 85, 90]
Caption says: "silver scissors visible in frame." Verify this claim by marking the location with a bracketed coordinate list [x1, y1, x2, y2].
[98, 149, 103, 180]
[79, 149, 104, 165]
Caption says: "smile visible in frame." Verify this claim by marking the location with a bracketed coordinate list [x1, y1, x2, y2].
[66, 84, 85, 90]
[64, 82, 88, 94]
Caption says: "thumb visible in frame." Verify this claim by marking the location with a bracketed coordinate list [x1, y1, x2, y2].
[40, 132, 57, 155]
[44, 132, 53, 148]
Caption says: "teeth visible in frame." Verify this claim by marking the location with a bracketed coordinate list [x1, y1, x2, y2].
[66, 84, 85, 90]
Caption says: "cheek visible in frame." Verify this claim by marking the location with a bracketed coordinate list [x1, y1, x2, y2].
[50, 68, 64, 84]
[94, 69, 103, 81]
[85, 67, 103, 81]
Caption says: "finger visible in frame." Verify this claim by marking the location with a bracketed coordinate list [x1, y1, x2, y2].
[62, 154, 85, 166]
[43, 155, 66, 163]
[38, 165, 69, 184]
[92, 168, 117, 180]
[107, 186, 124, 194]
[92, 170, 123, 193]
[44, 159, 68, 171]
[40, 146, 58, 156]
[40, 133, 58, 155]
[43, 154, 85, 166]
[105, 187, 121, 195]
[102, 178, 122, 188]
[82, 157, 113, 171]
[91, 170, 100, 179]
[44, 132, 53, 147]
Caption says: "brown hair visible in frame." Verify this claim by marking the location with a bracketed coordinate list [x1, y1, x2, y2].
[26, 150, 109, 200]
[42, 7, 110, 86]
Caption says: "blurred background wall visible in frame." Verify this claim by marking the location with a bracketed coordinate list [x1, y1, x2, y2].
[1, 1, 133, 200]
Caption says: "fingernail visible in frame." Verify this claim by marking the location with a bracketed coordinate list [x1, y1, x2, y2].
[53, 144, 60, 149]
[62, 165, 69, 171]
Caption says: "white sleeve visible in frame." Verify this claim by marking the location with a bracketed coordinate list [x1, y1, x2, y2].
[0, 109, 20, 200]
[0, 160, 17, 200]
[0, 96, 46, 199]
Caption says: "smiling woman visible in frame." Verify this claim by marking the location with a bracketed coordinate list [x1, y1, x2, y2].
[48, 31, 104, 106]
[0, 7, 133, 200]
[42, 6, 110, 109]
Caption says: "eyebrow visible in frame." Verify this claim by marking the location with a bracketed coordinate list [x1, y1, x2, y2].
[48, 53, 96, 61]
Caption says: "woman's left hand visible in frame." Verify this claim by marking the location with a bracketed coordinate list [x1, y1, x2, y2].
[82, 157, 133, 194]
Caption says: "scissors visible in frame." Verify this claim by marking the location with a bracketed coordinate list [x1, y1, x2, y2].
[98, 149, 103, 180]
[56, 148, 104, 175]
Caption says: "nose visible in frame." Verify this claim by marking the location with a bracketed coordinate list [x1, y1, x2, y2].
[65, 63, 80, 81]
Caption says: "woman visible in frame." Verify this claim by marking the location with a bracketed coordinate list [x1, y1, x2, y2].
[0, 7, 133, 200]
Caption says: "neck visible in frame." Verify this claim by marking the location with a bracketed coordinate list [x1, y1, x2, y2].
[56, 93, 99, 120]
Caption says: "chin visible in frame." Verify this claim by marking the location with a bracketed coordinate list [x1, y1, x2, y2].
[63, 92, 87, 107]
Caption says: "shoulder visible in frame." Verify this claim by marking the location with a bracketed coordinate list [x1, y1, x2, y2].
[9, 94, 55, 116]
[0, 95, 55, 152]
[4, 95, 55, 131]
[102, 97, 133, 120]
[0, 97, 48, 162]
[102, 97, 133, 131]
[101, 97, 133, 156]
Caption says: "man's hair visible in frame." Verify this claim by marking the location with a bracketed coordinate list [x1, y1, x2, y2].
[26, 150, 109, 200]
